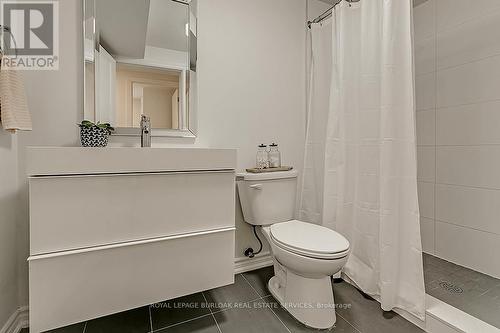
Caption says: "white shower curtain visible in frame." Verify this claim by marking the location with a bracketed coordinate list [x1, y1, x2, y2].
[300, 0, 425, 320]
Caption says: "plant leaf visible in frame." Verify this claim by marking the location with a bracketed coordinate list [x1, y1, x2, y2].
[79, 120, 95, 128]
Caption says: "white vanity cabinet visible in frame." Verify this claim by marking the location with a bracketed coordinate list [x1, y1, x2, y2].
[27, 147, 236, 333]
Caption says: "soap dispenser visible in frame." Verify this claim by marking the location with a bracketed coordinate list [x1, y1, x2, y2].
[268, 143, 281, 168]
[256, 144, 268, 169]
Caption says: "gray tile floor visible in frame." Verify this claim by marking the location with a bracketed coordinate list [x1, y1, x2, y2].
[423, 253, 500, 329]
[23, 266, 425, 333]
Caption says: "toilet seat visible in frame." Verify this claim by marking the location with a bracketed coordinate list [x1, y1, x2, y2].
[270, 220, 350, 260]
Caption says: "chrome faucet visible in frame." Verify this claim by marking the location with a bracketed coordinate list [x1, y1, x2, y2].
[140, 115, 151, 147]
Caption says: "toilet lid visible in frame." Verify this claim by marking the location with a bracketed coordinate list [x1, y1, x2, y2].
[270, 220, 350, 258]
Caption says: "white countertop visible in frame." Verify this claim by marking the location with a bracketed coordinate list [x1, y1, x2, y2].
[26, 147, 237, 176]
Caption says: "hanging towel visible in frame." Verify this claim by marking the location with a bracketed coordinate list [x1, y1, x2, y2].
[0, 59, 32, 132]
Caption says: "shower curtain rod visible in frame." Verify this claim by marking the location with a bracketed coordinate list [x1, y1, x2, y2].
[307, 0, 341, 28]
[307, 0, 358, 28]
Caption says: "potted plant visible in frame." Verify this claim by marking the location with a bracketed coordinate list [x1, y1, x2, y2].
[78, 120, 115, 147]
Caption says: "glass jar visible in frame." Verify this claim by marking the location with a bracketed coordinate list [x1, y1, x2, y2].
[268, 143, 281, 168]
[256, 144, 269, 169]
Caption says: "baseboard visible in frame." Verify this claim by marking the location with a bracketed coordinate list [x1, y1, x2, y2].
[234, 252, 273, 274]
[0, 307, 29, 333]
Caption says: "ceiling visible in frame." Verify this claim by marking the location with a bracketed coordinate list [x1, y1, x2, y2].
[96, 0, 151, 58]
[146, 0, 189, 52]
[97, 0, 189, 58]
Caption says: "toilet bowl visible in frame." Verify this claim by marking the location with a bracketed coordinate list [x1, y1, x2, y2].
[237, 171, 350, 329]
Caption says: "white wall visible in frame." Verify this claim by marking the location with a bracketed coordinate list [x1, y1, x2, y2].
[414, 0, 500, 278]
[0, 133, 19, 327]
[194, 0, 306, 258]
[15, 0, 83, 310]
[4, 0, 308, 318]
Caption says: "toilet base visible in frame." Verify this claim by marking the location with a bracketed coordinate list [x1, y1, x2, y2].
[268, 265, 337, 329]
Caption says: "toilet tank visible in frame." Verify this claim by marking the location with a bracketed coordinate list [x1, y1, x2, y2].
[237, 170, 298, 226]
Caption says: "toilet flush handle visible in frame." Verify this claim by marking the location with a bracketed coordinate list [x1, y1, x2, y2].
[250, 184, 263, 190]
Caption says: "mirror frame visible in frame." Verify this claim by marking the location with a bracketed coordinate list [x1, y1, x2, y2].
[82, 0, 198, 138]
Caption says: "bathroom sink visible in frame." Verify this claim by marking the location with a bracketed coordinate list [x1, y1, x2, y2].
[27, 146, 237, 332]
[26, 147, 236, 176]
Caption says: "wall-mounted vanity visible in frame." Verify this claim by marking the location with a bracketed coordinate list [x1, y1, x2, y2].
[27, 147, 236, 333]
[84, 0, 198, 138]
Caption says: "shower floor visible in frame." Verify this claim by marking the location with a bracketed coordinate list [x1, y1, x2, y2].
[423, 253, 500, 329]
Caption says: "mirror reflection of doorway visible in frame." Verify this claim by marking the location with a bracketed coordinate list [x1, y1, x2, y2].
[131, 83, 179, 129]
[115, 64, 181, 129]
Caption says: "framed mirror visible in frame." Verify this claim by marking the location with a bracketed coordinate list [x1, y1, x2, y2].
[83, 0, 197, 137]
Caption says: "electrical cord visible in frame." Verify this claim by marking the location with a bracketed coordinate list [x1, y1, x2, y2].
[252, 226, 263, 255]
[244, 226, 263, 258]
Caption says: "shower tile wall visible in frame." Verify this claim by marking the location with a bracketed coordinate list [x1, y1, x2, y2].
[414, 0, 500, 279]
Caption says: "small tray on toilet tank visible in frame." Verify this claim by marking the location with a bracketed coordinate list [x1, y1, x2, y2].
[246, 166, 293, 173]
[238, 169, 298, 181]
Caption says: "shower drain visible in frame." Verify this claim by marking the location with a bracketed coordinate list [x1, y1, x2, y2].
[439, 281, 463, 294]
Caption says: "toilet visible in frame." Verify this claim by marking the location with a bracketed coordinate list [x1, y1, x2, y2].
[237, 170, 350, 329]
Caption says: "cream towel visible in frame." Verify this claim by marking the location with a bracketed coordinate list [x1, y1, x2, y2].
[0, 64, 32, 132]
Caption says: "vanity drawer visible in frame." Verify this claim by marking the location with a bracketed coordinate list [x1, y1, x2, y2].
[30, 171, 235, 255]
[29, 228, 235, 333]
